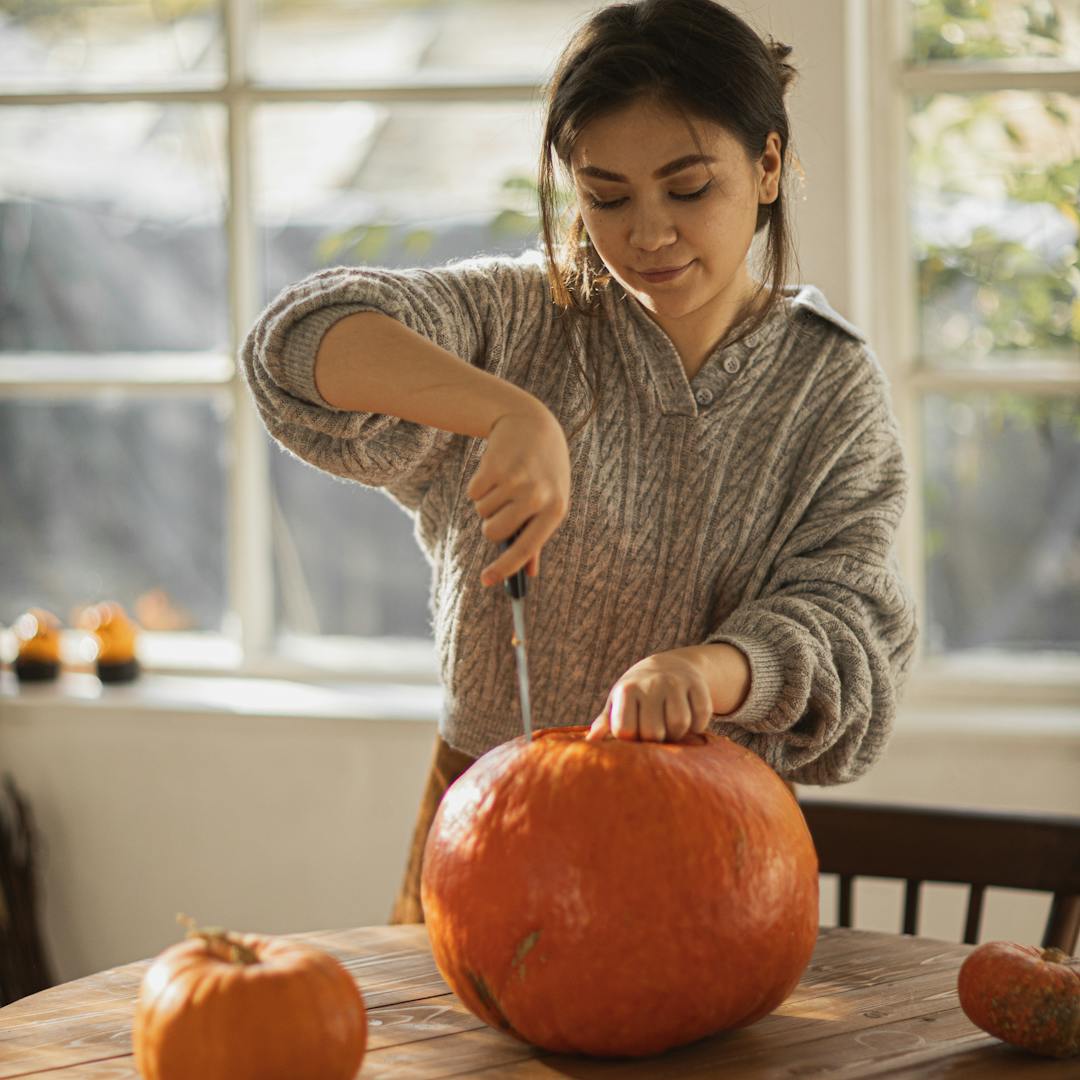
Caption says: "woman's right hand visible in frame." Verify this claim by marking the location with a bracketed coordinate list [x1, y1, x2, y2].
[467, 400, 571, 587]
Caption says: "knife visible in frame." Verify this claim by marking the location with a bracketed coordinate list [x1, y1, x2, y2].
[499, 529, 533, 740]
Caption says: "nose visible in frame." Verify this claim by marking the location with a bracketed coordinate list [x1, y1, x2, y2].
[627, 199, 678, 253]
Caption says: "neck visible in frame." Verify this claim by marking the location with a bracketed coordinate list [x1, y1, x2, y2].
[647, 270, 766, 380]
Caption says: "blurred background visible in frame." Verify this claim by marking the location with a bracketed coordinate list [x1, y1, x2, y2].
[0, 0, 1078, 991]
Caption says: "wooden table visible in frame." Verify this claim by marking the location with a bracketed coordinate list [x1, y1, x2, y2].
[0, 924, 1072, 1078]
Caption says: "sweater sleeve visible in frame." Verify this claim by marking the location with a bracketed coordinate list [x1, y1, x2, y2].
[240, 255, 540, 511]
[703, 365, 919, 786]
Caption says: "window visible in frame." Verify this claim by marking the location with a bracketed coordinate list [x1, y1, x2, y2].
[5, 0, 1077, 709]
[871, 0, 1080, 705]
[1, 0, 597, 676]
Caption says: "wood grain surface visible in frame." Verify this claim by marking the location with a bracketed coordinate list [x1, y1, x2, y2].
[0, 924, 1073, 1078]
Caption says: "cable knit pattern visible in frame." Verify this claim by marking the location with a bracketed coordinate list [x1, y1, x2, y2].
[242, 250, 918, 783]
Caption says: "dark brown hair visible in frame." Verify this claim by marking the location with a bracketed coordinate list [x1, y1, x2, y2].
[538, 0, 800, 437]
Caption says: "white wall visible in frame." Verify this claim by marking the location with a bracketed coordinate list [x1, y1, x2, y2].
[734, 0, 856, 318]
[0, 678, 438, 983]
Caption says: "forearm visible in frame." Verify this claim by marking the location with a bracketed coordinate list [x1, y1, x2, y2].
[313, 311, 540, 439]
[673, 643, 751, 717]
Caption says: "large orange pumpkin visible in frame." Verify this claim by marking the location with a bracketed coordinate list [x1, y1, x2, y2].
[133, 917, 368, 1080]
[420, 726, 819, 1057]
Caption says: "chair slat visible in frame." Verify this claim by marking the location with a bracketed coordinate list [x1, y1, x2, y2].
[838, 875, 853, 928]
[903, 879, 920, 936]
[799, 801, 1080, 893]
[800, 799, 1080, 951]
[1044, 894, 1080, 952]
[963, 884, 985, 945]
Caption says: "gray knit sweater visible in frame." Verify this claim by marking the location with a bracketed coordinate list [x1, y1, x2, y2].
[243, 250, 917, 784]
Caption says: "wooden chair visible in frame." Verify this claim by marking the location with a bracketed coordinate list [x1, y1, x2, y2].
[797, 799, 1080, 953]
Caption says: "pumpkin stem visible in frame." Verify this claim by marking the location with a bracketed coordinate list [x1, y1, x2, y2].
[1041, 946, 1072, 964]
[176, 912, 260, 966]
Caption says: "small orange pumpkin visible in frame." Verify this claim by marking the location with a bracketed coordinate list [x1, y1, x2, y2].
[957, 941, 1080, 1058]
[12, 608, 62, 681]
[133, 915, 368, 1080]
[76, 600, 140, 682]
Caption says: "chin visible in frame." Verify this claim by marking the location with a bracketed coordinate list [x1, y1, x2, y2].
[629, 287, 701, 320]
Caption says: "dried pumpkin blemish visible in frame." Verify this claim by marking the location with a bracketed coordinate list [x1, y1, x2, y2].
[512, 930, 541, 981]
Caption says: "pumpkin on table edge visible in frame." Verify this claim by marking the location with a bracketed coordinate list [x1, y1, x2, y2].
[132, 915, 368, 1080]
[420, 725, 819, 1058]
[957, 941, 1080, 1059]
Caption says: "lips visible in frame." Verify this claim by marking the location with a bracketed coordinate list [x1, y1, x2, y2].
[637, 261, 693, 283]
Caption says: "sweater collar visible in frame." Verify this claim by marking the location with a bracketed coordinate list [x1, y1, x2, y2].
[607, 283, 864, 416]
[608, 285, 795, 417]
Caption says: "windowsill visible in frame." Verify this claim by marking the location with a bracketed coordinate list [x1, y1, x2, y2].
[0, 669, 442, 723]
[0, 629, 441, 685]
[1, 668, 1077, 741]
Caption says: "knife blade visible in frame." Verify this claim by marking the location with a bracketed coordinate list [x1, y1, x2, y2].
[500, 530, 533, 740]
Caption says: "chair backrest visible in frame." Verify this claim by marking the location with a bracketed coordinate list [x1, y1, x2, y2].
[797, 799, 1080, 953]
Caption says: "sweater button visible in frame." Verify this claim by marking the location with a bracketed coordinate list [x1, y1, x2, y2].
[723, 356, 741, 374]
[694, 387, 714, 406]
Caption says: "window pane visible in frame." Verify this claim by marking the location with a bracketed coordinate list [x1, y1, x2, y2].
[0, 105, 228, 355]
[254, 101, 541, 299]
[910, 0, 1080, 63]
[253, 0, 599, 84]
[0, 0, 225, 90]
[271, 444, 433, 638]
[0, 398, 229, 633]
[922, 391, 1080, 655]
[256, 101, 542, 639]
[910, 91, 1080, 366]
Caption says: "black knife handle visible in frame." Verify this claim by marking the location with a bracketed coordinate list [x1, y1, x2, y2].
[500, 526, 528, 600]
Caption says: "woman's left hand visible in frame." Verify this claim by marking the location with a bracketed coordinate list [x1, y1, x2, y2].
[585, 648, 715, 743]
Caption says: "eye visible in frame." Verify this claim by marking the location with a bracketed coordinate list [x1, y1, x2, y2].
[671, 180, 713, 202]
[587, 194, 627, 211]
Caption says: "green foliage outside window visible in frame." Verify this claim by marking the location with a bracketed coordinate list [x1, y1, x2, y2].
[910, 0, 1079, 454]
[911, 0, 1070, 61]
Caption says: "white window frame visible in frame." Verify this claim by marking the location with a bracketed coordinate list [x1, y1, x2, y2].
[3, 0, 1079, 709]
[863, 0, 1080, 710]
[0, 0, 539, 685]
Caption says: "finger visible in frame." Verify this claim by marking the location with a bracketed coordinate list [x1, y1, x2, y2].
[473, 488, 513, 520]
[527, 551, 540, 577]
[664, 694, 692, 742]
[466, 466, 497, 502]
[480, 502, 529, 544]
[585, 711, 610, 742]
[610, 685, 640, 741]
[481, 514, 548, 584]
[688, 684, 713, 734]
[638, 693, 666, 743]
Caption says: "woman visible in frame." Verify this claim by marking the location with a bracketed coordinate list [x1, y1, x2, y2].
[242, 0, 918, 923]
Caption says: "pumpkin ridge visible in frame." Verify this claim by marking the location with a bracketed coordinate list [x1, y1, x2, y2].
[466, 969, 521, 1038]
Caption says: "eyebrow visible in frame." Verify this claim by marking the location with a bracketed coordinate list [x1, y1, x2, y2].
[575, 154, 717, 183]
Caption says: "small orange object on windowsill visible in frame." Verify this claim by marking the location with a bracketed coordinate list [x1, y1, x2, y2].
[76, 601, 141, 683]
[12, 608, 63, 682]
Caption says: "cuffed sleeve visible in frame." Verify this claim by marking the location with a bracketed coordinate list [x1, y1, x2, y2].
[703, 370, 919, 786]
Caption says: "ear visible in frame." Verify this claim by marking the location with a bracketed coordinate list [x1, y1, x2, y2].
[757, 131, 783, 205]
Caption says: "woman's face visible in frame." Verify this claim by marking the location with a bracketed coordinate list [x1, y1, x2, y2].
[571, 99, 781, 326]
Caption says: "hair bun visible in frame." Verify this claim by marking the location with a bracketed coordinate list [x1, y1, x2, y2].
[767, 37, 797, 94]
